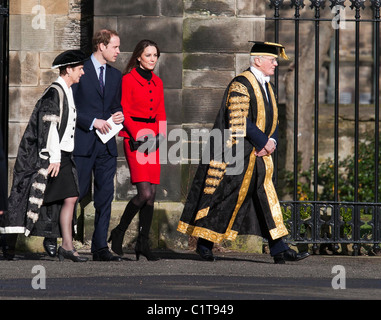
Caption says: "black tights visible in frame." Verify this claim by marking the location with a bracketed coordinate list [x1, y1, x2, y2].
[131, 181, 156, 208]
[115, 182, 156, 233]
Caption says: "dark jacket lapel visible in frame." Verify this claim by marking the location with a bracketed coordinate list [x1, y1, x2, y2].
[84, 59, 103, 97]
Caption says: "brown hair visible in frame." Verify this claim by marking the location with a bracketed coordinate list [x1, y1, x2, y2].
[123, 39, 160, 75]
[92, 29, 119, 53]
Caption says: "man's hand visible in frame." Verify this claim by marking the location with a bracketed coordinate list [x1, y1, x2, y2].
[47, 162, 60, 177]
[112, 111, 124, 125]
[94, 119, 112, 134]
[0, 211, 3, 215]
[255, 139, 276, 157]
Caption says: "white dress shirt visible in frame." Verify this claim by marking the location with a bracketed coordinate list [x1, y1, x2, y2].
[91, 53, 106, 84]
[46, 76, 77, 163]
[249, 66, 277, 146]
[250, 66, 270, 101]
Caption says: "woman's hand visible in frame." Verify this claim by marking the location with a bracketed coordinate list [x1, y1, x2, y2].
[47, 162, 60, 177]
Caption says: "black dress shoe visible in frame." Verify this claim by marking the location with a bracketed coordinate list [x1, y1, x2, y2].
[1, 234, 17, 260]
[58, 246, 88, 262]
[274, 249, 310, 264]
[196, 245, 216, 261]
[43, 237, 57, 257]
[93, 248, 122, 262]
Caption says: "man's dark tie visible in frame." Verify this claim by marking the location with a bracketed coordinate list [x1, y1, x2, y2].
[264, 82, 271, 103]
[264, 82, 274, 126]
[99, 66, 104, 95]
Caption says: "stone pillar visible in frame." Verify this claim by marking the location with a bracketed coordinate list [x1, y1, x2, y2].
[9, 0, 92, 163]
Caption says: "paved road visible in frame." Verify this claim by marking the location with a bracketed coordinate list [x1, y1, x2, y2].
[1, 249, 380, 304]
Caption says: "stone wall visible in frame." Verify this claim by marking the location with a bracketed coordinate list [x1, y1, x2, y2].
[8, 0, 266, 253]
[9, 1, 377, 255]
[7, 0, 90, 251]
[8, 0, 92, 177]
[7, 0, 94, 252]
[93, 0, 266, 205]
[93, 0, 266, 252]
[9, 1, 376, 254]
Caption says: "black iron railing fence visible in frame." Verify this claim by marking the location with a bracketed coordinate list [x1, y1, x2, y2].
[280, 200, 381, 253]
[267, 0, 381, 252]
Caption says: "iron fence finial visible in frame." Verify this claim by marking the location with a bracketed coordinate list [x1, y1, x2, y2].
[329, 0, 346, 9]
[290, 0, 306, 9]
[349, 0, 366, 10]
[310, 0, 326, 10]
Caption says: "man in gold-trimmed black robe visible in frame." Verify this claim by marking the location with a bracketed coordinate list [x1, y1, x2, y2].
[177, 42, 309, 264]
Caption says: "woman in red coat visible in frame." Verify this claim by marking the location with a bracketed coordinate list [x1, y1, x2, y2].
[108, 39, 166, 261]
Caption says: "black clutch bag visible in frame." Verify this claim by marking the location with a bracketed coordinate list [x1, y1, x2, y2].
[129, 134, 160, 154]
[128, 136, 143, 151]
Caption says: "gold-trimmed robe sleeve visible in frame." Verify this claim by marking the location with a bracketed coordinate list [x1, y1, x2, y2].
[226, 81, 250, 147]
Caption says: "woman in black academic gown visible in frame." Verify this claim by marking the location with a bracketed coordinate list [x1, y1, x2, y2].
[0, 50, 88, 262]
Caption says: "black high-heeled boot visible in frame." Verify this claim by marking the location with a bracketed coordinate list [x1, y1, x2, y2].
[108, 201, 140, 256]
[135, 204, 159, 261]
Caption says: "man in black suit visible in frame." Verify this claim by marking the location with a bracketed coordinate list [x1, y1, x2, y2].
[72, 29, 124, 261]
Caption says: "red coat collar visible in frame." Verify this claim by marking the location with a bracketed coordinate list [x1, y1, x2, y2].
[130, 68, 158, 87]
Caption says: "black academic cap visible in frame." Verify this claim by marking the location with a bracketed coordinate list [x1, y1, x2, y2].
[51, 50, 87, 69]
[249, 41, 289, 60]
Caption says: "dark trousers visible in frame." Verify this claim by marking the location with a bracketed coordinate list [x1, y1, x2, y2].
[74, 140, 116, 253]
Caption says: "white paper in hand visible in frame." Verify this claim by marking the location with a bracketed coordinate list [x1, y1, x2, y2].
[96, 117, 123, 144]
